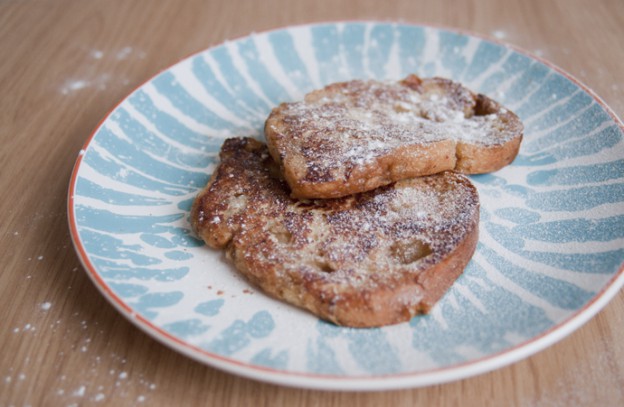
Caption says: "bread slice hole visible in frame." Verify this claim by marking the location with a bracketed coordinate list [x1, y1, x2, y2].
[393, 102, 411, 113]
[391, 239, 432, 264]
[225, 194, 247, 217]
[474, 94, 500, 116]
[229, 194, 247, 207]
[316, 260, 336, 273]
[269, 223, 292, 244]
[314, 248, 337, 273]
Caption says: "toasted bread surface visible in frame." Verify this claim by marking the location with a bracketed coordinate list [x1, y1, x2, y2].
[191, 138, 480, 327]
[265, 74, 523, 199]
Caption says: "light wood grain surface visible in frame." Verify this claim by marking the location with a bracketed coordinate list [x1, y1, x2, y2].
[1, 0, 623, 405]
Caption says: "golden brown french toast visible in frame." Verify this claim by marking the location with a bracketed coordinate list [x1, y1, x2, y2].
[265, 74, 523, 199]
[191, 138, 480, 327]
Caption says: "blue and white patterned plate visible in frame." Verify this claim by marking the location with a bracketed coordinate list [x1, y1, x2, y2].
[68, 22, 624, 390]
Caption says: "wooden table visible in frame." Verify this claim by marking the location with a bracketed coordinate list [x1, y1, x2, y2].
[1, 0, 623, 405]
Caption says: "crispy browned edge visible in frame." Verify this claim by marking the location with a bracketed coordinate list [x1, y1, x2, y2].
[191, 138, 480, 328]
[264, 74, 523, 199]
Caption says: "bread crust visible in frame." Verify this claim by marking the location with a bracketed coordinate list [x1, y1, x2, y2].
[265, 75, 523, 199]
[191, 138, 480, 327]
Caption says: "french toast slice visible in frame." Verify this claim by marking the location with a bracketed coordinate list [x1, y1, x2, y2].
[191, 138, 480, 328]
[265, 74, 523, 199]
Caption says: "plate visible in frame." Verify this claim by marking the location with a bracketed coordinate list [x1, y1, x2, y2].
[68, 22, 624, 390]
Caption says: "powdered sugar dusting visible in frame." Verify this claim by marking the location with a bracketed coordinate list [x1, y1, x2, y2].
[58, 46, 145, 95]
[6, 305, 159, 405]
[60, 80, 89, 94]
[269, 77, 521, 184]
[195, 139, 480, 326]
[492, 30, 507, 40]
